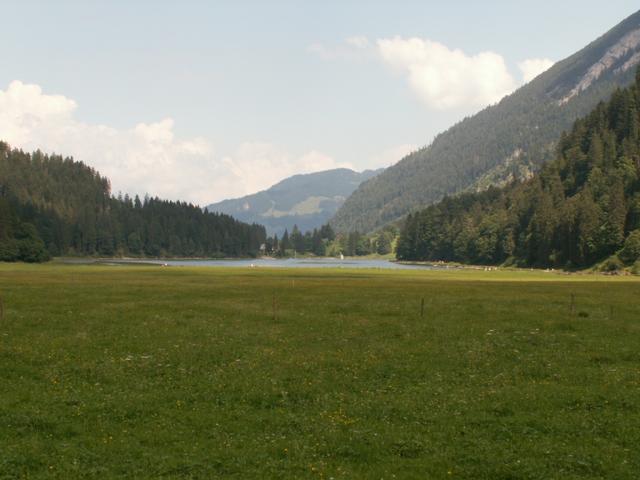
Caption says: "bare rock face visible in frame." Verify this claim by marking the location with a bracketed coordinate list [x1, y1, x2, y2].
[561, 28, 640, 104]
[615, 50, 640, 74]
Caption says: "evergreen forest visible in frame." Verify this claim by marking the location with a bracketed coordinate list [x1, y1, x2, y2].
[397, 71, 640, 271]
[0, 143, 266, 262]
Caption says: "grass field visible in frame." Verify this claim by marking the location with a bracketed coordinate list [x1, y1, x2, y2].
[1, 264, 639, 479]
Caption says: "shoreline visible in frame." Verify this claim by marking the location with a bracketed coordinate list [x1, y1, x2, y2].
[49, 256, 637, 276]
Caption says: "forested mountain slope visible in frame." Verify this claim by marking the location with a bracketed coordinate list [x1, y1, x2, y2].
[332, 10, 640, 233]
[207, 168, 381, 237]
[0, 143, 266, 261]
[397, 70, 640, 269]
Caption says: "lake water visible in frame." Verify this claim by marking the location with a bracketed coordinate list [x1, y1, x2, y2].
[100, 257, 447, 270]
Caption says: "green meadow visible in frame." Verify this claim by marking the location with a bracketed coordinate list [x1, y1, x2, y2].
[1, 264, 639, 479]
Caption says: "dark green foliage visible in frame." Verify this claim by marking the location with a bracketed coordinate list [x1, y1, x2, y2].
[602, 256, 625, 272]
[0, 143, 266, 260]
[0, 239, 19, 261]
[279, 229, 290, 253]
[619, 229, 640, 264]
[0, 196, 49, 262]
[398, 71, 640, 268]
[265, 222, 393, 259]
[332, 10, 640, 233]
[13, 222, 50, 263]
[267, 223, 335, 257]
[290, 224, 305, 252]
[375, 228, 394, 255]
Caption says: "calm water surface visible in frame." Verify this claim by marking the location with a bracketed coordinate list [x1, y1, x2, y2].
[101, 258, 447, 270]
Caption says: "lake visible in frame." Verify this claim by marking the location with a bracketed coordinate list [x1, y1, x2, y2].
[95, 257, 447, 270]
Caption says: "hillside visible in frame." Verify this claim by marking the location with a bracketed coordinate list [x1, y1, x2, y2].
[0, 143, 266, 261]
[397, 70, 640, 269]
[207, 168, 381, 237]
[332, 9, 640, 233]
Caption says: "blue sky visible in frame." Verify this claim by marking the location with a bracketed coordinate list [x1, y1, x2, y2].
[1, 1, 638, 204]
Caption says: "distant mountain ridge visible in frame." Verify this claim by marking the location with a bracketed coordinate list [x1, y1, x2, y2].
[331, 9, 640, 233]
[206, 168, 382, 236]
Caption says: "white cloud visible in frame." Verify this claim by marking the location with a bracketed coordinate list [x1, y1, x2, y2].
[310, 36, 554, 111]
[0, 80, 347, 205]
[307, 36, 372, 61]
[368, 143, 418, 169]
[220, 144, 352, 198]
[518, 58, 554, 83]
[0, 80, 78, 145]
[377, 37, 516, 110]
[345, 36, 370, 49]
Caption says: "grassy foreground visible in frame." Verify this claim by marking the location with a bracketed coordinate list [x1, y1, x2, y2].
[1, 264, 639, 479]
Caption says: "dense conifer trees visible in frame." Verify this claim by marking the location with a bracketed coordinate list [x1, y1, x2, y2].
[0, 144, 266, 261]
[398, 71, 640, 269]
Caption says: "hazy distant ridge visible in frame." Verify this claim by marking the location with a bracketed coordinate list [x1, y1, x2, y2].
[207, 168, 382, 236]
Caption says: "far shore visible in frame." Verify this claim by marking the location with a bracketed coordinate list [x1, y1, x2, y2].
[50, 256, 636, 276]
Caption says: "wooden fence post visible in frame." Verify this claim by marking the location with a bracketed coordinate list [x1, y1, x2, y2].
[272, 293, 277, 321]
[569, 293, 575, 316]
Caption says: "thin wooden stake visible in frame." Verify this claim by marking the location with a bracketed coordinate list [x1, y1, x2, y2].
[0, 295, 3, 321]
[420, 297, 425, 318]
[569, 293, 575, 316]
[272, 293, 277, 321]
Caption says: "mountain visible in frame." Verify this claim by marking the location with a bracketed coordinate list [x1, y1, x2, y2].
[0, 143, 266, 261]
[331, 9, 640, 233]
[397, 70, 640, 269]
[206, 168, 382, 237]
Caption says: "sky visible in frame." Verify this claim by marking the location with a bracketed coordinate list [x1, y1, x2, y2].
[1, 0, 638, 205]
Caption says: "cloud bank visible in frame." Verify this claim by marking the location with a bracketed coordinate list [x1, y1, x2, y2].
[367, 143, 417, 169]
[307, 35, 372, 61]
[518, 58, 555, 83]
[377, 37, 516, 109]
[1, 38, 556, 205]
[311, 36, 554, 110]
[0, 80, 350, 205]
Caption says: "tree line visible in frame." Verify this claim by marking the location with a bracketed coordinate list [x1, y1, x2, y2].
[264, 224, 397, 257]
[0, 144, 266, 262]
[397, 69, 640, 270]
